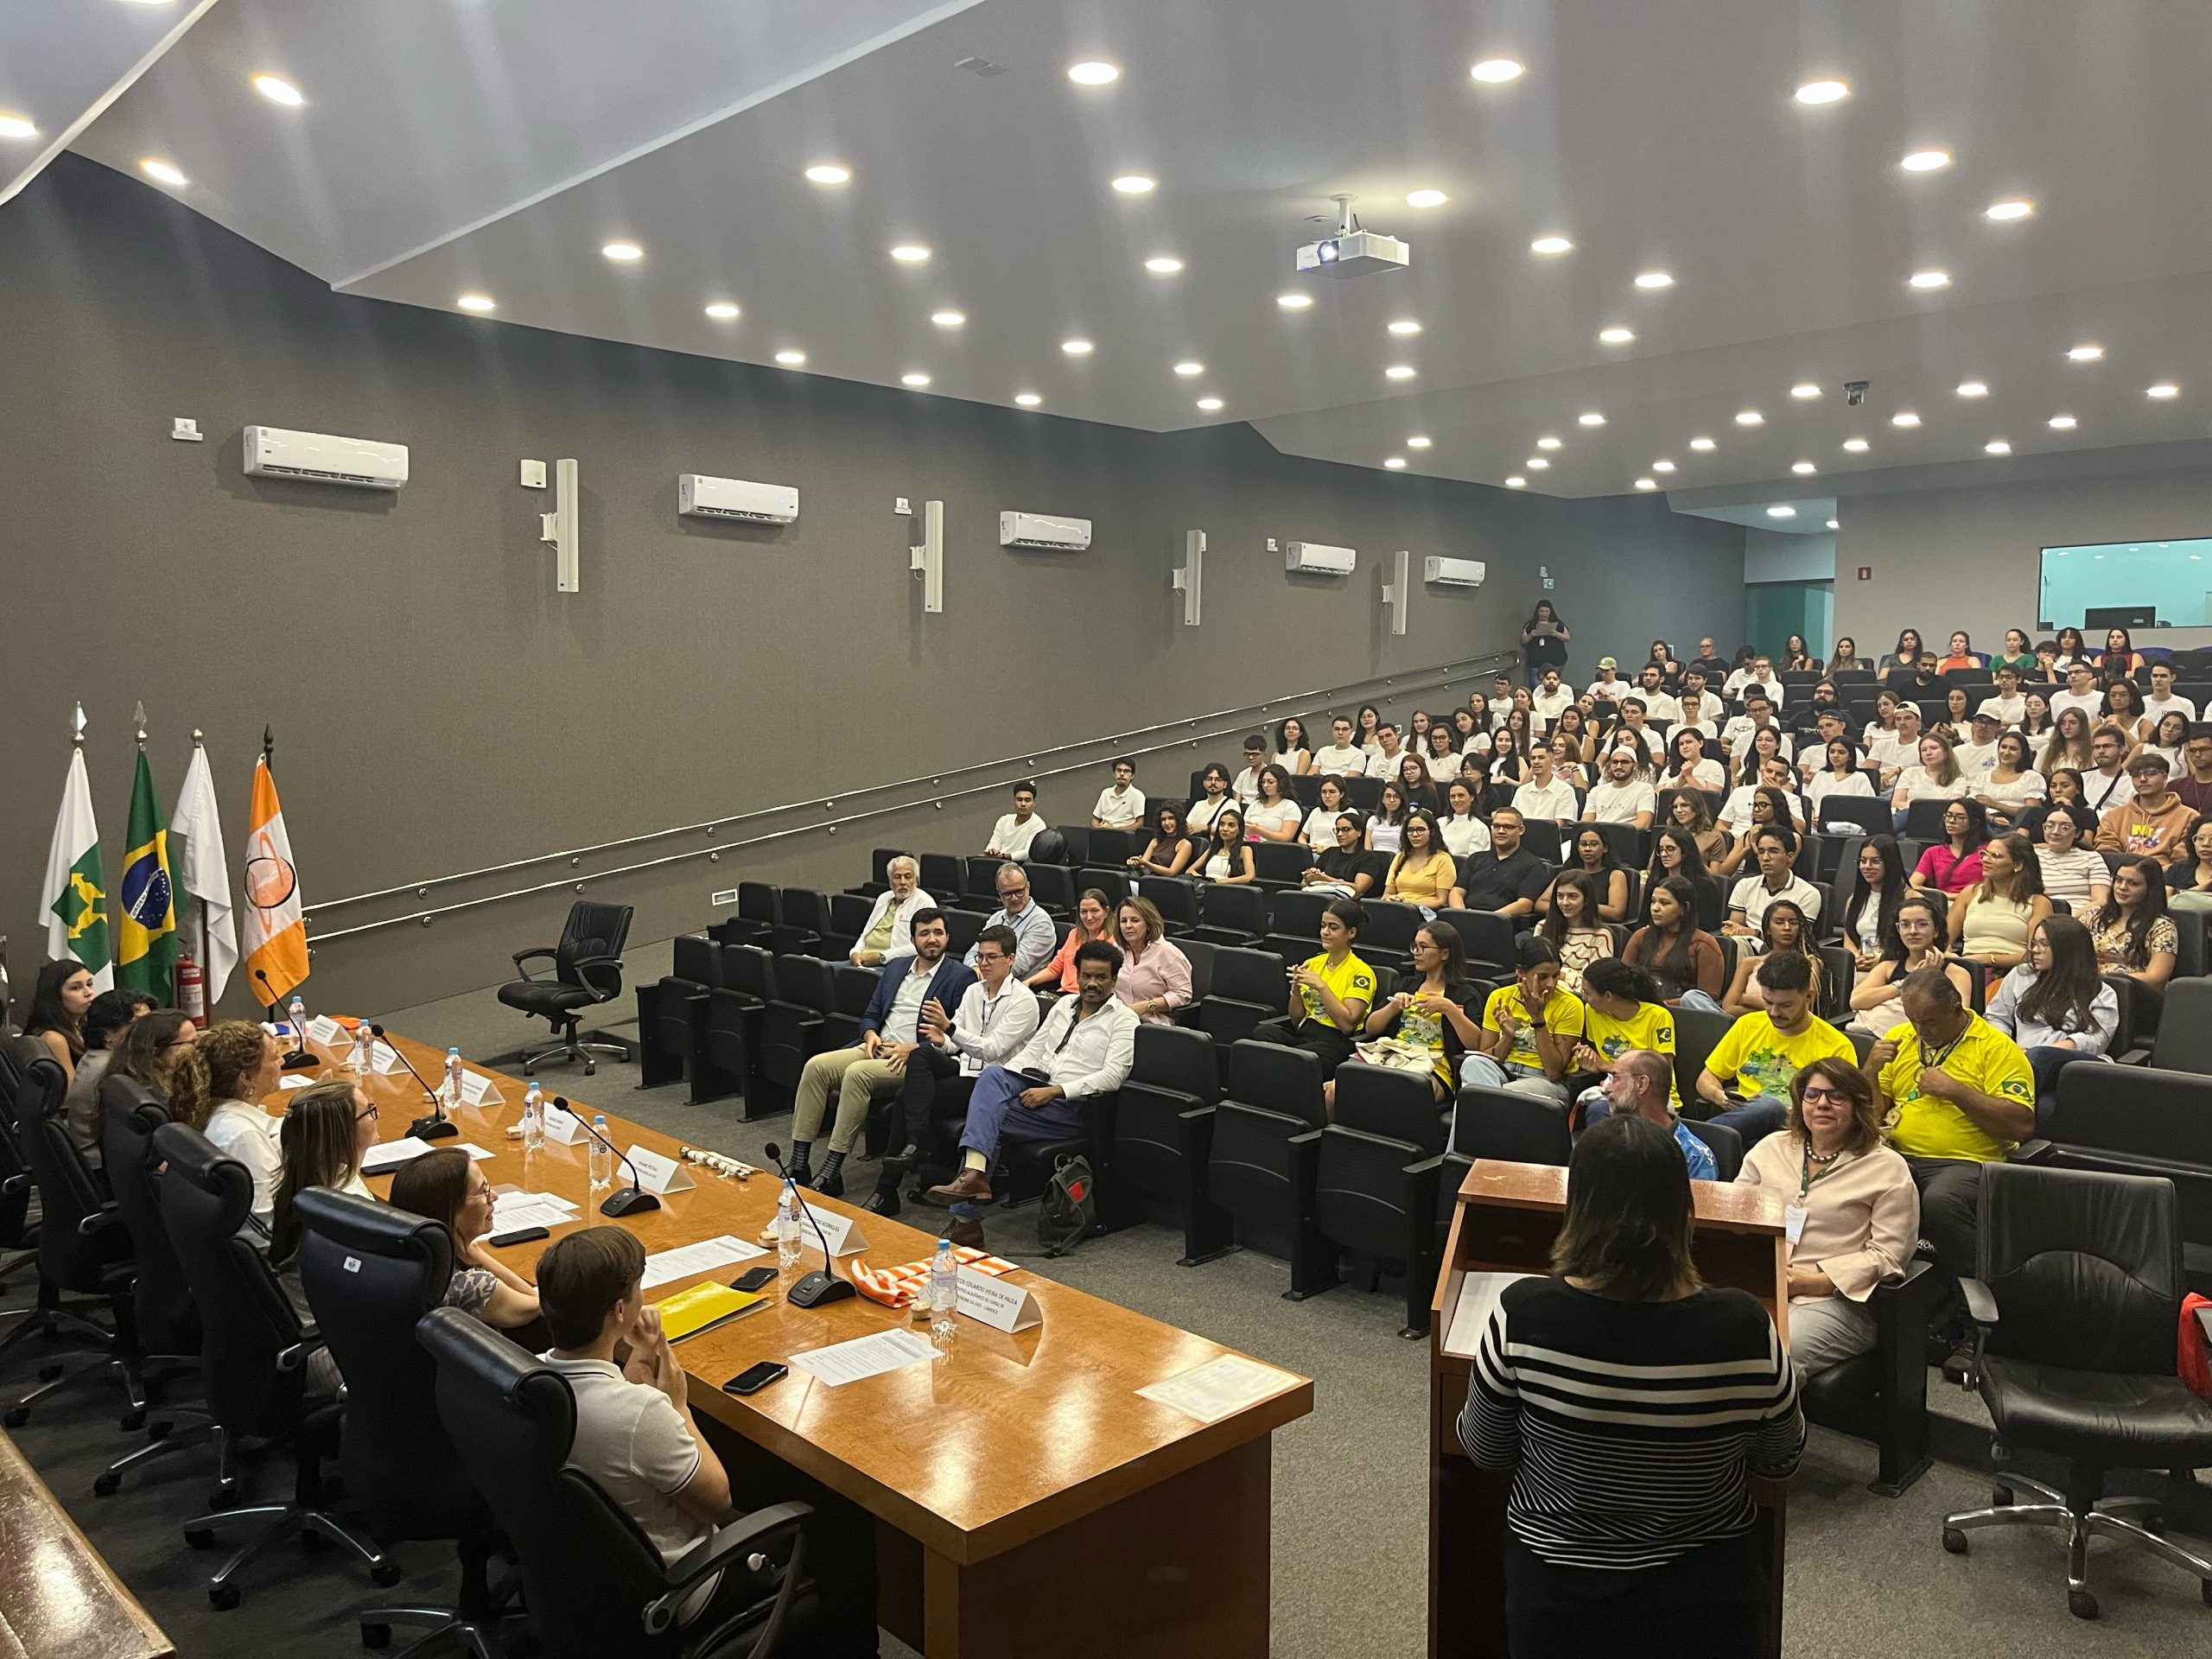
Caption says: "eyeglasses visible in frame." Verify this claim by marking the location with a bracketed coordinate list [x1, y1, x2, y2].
[356, 1103, 380, 1122]
[1799, 1087, 1849, 1104]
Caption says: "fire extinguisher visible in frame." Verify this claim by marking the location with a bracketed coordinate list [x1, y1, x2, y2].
[176, 952, 207, 1023]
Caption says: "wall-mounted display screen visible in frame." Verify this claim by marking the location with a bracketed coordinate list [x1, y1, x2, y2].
[2039, 537, 2212, 629]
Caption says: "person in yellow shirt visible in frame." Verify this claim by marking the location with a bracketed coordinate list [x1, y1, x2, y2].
[1465, 936, 1584, 1106]
[1568, 959, 1678, 1124]
[1694, 952, 1853, 1147]
[1866, 965, 2035, 1311]
[1254, 898, 1376, 1077]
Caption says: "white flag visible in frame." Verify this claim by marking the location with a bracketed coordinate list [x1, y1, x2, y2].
[41, 747, 113, 991]
[171, 744, 239, 1001]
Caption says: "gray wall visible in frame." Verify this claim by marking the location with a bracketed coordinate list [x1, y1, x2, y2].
[1, 156, 1746, 1015]
[1838, 465, 2212, 657]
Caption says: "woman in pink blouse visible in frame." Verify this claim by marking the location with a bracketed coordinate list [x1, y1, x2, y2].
[1114, 896, 1192, 1025]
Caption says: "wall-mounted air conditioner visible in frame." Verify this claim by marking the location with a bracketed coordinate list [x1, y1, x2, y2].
[1422, 556, 1487, 588]
[243, 425, 409, 490]
[1285, 541, 1357, 575]
[678, 474, 798, 524]
[999, 511, 1090, 550]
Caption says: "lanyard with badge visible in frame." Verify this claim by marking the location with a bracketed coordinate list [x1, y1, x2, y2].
[1785, 1137, 1846, 1248]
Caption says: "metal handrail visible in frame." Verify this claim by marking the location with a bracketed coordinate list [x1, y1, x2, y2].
[304, 647, 1519, 947]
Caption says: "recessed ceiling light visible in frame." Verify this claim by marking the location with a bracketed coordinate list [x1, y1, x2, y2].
[456, 293, 495, 313]
[930, 309, 965, 327]
[901, 372, 932, 387]
[1388, 318, 1422, 336]
[773, 349, 806, 366]
[1986, 198, 2035, 221]
[803, 163, 851, 185]
[601, 240, 643, 261]
[1385, 365, 1418, 380]
[1986, 439, 2012, 454]
[889, 244, 931, 264]
[2148, 382, 2181, 398]
[1652, 460, 1676, 474]
[1955, 380, 1988, 397]
[1173, 360, 1205, 376]
[1196, 397, 1224, 411]
[0, 114, 36, 140]
[1689, 436, 1717, 451]
[1907, 269, 1951, 289]
[1789, 383, 1821, 398]
[1633, 270, 1675, 289]
[1144, 255, 1184, 274]
[1767, 505, 1798, 518]
[1505, 476, 1528, 488]
[1536, 435, 1563, 449]
[1110, 174, 1156, 195]
[1891, 410, 1922, 427]
[1526, 457, 1551, 469]
[1529, 235, 1573, 256]
[1405, 189, 1448, 208]
[1067, 60, 1121, 86]
[1843, 437, 1870, 452]
[2049, 414, 2077, 429]
[1407, 435, 1433, 449]
[1827, 518, 1840, 530]
[1014, 391, 1043, 406]
[1634, 477, 1657, 491]
[704, 301, 740, 320]
[1598, 326, 1635, 345]
[1735, 409, 1764, 425]
[2067, 344, 2104, 361]
[1900, 148, 1952, 172]
[1471, 58, 1525, 83]
[1061, 338, 1094, 356]
[1792, 461, 1817, 474]
[1795, 79, 1850, 105]
[1277, 291, 1313, 310]
[138, 158, 188, 188]
[1579, 411, 1606, 426]
[252, 73, 303, 106]
[1385, 457, 1408, 469]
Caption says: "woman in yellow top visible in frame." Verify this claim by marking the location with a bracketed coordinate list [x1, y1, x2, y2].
[1464, 936, 1583, 1106]
[1382, 810, 1459, 911]
[1337, 920, 1483, 1109]
[1569, 958, 1679, 1125]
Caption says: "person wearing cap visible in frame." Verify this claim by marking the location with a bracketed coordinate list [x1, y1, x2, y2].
[2096, 752, 2195, 868]
[1953, 709, 2005, 778]
[1583, 747, 1658, 831]
[1585, 658, 1630, 709]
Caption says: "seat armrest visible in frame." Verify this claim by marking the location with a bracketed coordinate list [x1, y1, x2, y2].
[276, 1326, 325, 1373]
[571, 952, 626, 999]
[644, 1501, 812, 1630]
[2008, 1139, 2054, 1164]
[511, 946, 557, 976]
[1958, 1276, 1998, 1328]
[77, 1205, 124, 1240]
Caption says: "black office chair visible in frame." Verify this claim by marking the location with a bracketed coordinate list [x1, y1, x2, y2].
[296, 1190, 520, 1656]
[153, 1122, 393, 1609]
[753, 957, 835, 1117]
[499, 900, 635, 1076]
[1941, 1162, 2212, 1618]
[1109, 1025, 1224, 1246]
[636, 936, 721, 1092]
[1308, 1065, 1448, 1338]
[419, 1306, 816, 1659]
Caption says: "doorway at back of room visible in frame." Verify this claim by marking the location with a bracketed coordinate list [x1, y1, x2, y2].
[1745, 582, 1834, 662]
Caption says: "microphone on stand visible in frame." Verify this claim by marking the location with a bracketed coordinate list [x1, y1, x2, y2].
[560, 1097, 662, 1218]
[368, 1025, 456, 1141]
[762, 1141, 855, 1308]
[255, 969, 322, 1071]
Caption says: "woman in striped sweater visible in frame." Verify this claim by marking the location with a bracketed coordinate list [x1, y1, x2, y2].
[1460, 1114, 1805, 1655]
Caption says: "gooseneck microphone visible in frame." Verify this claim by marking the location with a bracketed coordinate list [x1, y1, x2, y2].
[256, 969, 322, 1071]
[368, 1024, 457, 1141]
[762, 1141, 856, 1308]
[559, 1097, 662, 1218]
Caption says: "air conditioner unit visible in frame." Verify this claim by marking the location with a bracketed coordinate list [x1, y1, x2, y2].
[677, 474, 798, 524]
[1423, 556, 1488, 588]
[999, 511, 1090, 550]
[1284, 541, 1357, 576]
[243, 425, 408, 490]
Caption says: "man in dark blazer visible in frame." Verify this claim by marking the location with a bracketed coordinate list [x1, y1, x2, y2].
[787, 907, 976, 1196]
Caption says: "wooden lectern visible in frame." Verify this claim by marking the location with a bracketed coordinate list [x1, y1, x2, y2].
[1427, 1160, 1792, 1658]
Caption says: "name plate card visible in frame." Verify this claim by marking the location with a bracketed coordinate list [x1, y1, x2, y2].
[625, 1144, 697, 1198]
[304, 1015, 346, 1047]
[802, 1201, 867, 1258]
[457, 1070, 505, 1109]
[539, 1101, 585, 1145]
[956, 1271, 1041, 1333]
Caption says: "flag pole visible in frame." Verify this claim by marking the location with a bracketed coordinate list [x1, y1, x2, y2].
[193, 728, 211, 1013]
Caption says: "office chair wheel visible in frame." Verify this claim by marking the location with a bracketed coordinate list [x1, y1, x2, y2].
[361, 1624, 391, 1650]
[585, 1062, 597, 1077]
[2069, 1588, 2098, 1620]
[208, 1585, 241, 1612]
[2, 1408, 27, 1428]
[1991, 1484, 2014, 1506]
[92, 1471, 121, 1497]
[371, 1563, 403, 1588]
[121, 1407, 146, 1432]
[1942, 1527, 1967, 1555]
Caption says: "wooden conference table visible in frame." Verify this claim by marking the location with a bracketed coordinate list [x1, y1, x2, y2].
[265, 1027, 1313, 1657]
[0, 1423, 174, 1659]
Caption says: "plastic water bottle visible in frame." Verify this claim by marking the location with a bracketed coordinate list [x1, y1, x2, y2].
[442, 1047, 463, 1108]
[777, 1181, 803, 1270]
[521, 1082, 543, 1152]
[588, 1116, 613, 1191]
[928, 1236, 958, 1341]
[287, 995, 307, 1046]
[345, 1023, 372, 1075]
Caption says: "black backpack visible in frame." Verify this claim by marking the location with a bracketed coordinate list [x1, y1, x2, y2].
[1037, 1153, 1096, 1258]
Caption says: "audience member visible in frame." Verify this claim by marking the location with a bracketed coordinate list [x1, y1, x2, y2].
[1976, 664, 2027, 728]
[1313, 716, 1370, 777]
[2079, 722, 2138, 814]
[1720, 899, 1821, 1015]
[847, 855, 933, 968]
[2173, 725, 2212, 816]
[1838, 836, 1906, 972]
[1848, 893, 1974, 1039]
[1186, 763, 1236, 834]
[1247, 765, 1305, 842]
[1090, 757, 1147, 829]
[983, 784, 1047, 861]
[1231, 734, 1272, 804]
[2097, 752, 2191, 866]
[1584, 1046, 1712, 1179]
[1641, 826, 1719, 931]
[1973, 732, 2045, 830]
[1465, 936, 1582, 1104]
[1340, 922, 1479, 1107]
[2039, 707, 2095, 777]
[1985, 914, 2118, 1103]
[1255, 899, 1378, 1076]
[1028, 891, 1112, 993]
[168, 1020, 284, 1230]
[2032, 804, 2109, 911]
[1198, 806, 1258, 882]
[1113, 897, 1192, 1026]
[1909, 798, 1990, 895]
[1439, 781, 1493, 859]
[1725, 825, 1820, 938]
[1383, 810, 1459, 911]
[1372, 721, 1417, 784]
[2168, 819, 2212, 916]
[1805, 738, 1873, 823]
[2089, 855, 2179, 995]
[1511, 743, 1579, 825]
[1274, 716, 1314, 775]
[389, 1148, 543, 1329]
[60, 988, 154, 1162]
[1531, 667, 1574, 730]
[1451, 808, 1552, 918]
[1583, 747, 1657, 830]
[1695, 951, 1854, 1145]
[1129, 801, 1195, 877]
[269, 1076, 378, 1287]
[1300, 777, 1353, 852]
[1367, 784, 1412, 856]
[1540, 871, 1615, 996]
[1624, 877, 1726, 1008]
[1948, 833, 2049, 975]
[1304, 810, 1383, 897]
[21, 959, 93, 1078]
[97, 1009, 197, 1147]
[1890, 734, 1967, 830]
[1660, 787, 1730, 870]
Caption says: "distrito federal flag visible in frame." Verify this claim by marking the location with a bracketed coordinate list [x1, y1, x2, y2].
[239, 754, 308, 1005]
[117, 749, 180, 1001]
[41, 747, 112, 990]
[171, 744, 239, 1001]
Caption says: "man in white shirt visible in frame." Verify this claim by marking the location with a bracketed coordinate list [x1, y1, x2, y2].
[983, 784, 1047, 861]
[1726, 825, 1821, 938]
[1583, 747, 1657, 831]
[1735, 655, 1786, 708]
[1868, 704, 1923, 786]
[537, 1228, 878, 1650]
[921, 941, 1140, 1246]
[2050, 662, 2105, 724]
[1721, 693, 1796, 764]
[1090, 758, 1146, 829]
[1976, 665, 2027, 729]
[1634, 665, 1682, 724]
[1510, 746, 1580, 824]
[1953, 710, 2002, 777]
[1372, 721, 1415, 783]
[1531, 668, 1575, 731]
[1230, 734, 1272, 804]
[869, 923, 1040, 1216]
[847, 856, 933, 968]
[1674, 687, 1720, 741]
[2143, 662, 2197, 730]
[1313, 716, 1369, 777]
[2082, 723, 2137, 813]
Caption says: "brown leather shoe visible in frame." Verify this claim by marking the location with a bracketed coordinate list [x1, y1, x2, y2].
[945, 1216, 986, 1249]
[919, 1167, 994, 1208]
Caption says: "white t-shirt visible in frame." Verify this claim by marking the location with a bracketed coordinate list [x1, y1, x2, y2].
[542, 1358, 710, 1567]
[203, 1099, 282, 1230]
[1312, 744, 1368, 776]
[1272, 749, 1309, 773]
[1584, 779, 1657, 825]
[987, 813, 1047, 861]
[2080, 767, 2136, 812]
[1634, 690, 1683, 722]
[1440, 816, 1493, 859]
[1867, 732, 1919, 774]
[1245, 798, 1303, 838]
[1302, 805, 1352, 851]
[1953, 740, 1998, 778]
[1185, 794, 1234, 833]
[1732, 872, 1823, 928]
[1665, 758, 1726, 794]
[1720, 785, 1807, 833]
[1230, 765, 1269, 804]
[1092, 785, 1146, 827]
[2145, 693, 2198, 727]
[1418, 751, 1463, 784]
[1976, 693, 2026, 728]
[1977, 770, 2048, 810]
[2050, 689, 2105, 723]
[1511, 777, 1580, 823]
[1532, 685, 1574, 728]
[1721, 717, 1795, 760]
[1891, 766, 1967, 804]
[1807, 771, 1875, 812]
[1460, 730, 1495, 757]
[1372, 747, 1418, 785]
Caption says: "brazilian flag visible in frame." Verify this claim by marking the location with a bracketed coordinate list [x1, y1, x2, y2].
[117, 749, 177, 1001]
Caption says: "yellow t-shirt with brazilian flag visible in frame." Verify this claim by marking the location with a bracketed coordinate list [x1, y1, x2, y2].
[1583, 1001, 1679, 1100]
[1297, 950, 1376, 1032]
[1482, 984, 1586, 1076]
[1879, 1013, 2035, 1163]
[1705, 1011, 1854, 1103]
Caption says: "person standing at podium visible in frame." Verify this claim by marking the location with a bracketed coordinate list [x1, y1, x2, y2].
[1461, 1115, 1804, 1656]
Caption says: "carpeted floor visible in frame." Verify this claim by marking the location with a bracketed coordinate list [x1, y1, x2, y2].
[7, 941, 2209, 1657]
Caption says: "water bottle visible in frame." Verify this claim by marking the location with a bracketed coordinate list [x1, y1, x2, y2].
[287, 995, 307, 1047]
[777, 1181, 803, 1270]
[442, 1046, 463, 1108]
[345, 1022, 372, 1075]
[928, 1236, 958, 1341]
[588, 1115, 613, 1191]
[521, 1082, 543, 1152]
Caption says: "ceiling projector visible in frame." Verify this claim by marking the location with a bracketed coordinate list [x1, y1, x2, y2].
[1296, 194, 1409, 279]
